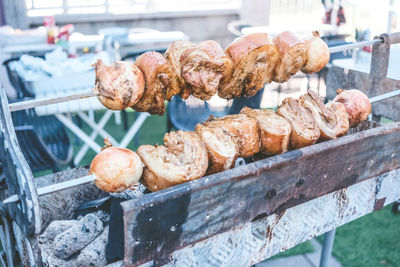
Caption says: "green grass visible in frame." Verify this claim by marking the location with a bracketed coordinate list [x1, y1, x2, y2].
[317, 205, 400, 267]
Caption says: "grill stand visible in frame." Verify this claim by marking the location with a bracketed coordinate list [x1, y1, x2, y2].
[0, 33, 398, 266]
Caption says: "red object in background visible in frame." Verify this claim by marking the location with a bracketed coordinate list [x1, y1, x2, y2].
[363, 46, 372, 53]
[58, 24, 74, 43]
[44, 16, 56, 44]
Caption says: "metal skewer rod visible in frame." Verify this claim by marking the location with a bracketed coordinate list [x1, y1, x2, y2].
[9, 91, 96, 112]
[369, 90, 400, 103]
[3, 175, 95, 204]
[3, 90, 400, 205]
[328, 38, 382, 53]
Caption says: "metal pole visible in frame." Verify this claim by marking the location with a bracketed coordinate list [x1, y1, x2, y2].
[320, 229, 336, 267]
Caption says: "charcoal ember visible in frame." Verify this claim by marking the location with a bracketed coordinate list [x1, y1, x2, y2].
[95, 210, 111, 224]
[77, 226, 109, 266]
[53, 214, 104, 259]
[39, 220, 79, 242]
[109, 183, 146, 199]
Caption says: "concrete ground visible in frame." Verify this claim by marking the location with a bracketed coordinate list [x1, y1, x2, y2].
[255, 239, 342, 267]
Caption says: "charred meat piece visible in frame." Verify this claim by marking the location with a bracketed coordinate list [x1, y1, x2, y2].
[204, 114, 260, 158]
[93, 60, 145, 110]
[301, 31, 330, 74]
[240, 107, 292, 155]
[133, 51, 182, 115]
[199, 40, 234, 87]
[195, 124, 239, 174]
[277, 97, 320, 149]
[165, 40, 225, 100]
[333, 89, 371, 127]
[219, 33, 280, 99]
[299, 90, 349, 140]
[272, 31, 307, 83]
[137, 130, 208, 192]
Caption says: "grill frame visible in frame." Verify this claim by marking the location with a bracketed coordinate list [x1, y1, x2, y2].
[0, 33, 399, 266]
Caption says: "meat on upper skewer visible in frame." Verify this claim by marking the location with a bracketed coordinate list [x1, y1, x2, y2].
[277, 97, 321, 149]
[133, 51, 181, 115]
[199, 40, 234, 88]
[203, 114, 260, 158]
[218, 33, 280, 99]
[240, 107, 292, 155]
[93, 60, 145, 110]
[93, 31, 331, 113]
[137, 130, 208, 192]
[272, 31, 307, 83]
[195, 124, 239, 174]
[301, 31, 330, 74]
[299, 90, 349, 140]
[165, 40, 225, 100]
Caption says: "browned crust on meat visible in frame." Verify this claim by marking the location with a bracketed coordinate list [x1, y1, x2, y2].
[272, 31, 307, 83]
[165, 40, 225, 100]
[299, 90, 349, 140]
[137, 130, 208, 190]
[133, 51, 181, 114]
[240, 107, 292, 155]
[219, 35, 279, 99]
[195, 124, 239, 174]
[204, 114, 260, 157]
[199, 40, 234, 86]
[93, 60, 145, 110]
[277, 97, 320, 149]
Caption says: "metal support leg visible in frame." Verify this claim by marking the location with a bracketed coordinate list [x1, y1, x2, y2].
[320, 229, 336, 267]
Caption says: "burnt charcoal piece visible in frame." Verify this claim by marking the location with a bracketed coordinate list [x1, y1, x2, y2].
[53, 214, 104, 259]
[77, 226, 109, 266]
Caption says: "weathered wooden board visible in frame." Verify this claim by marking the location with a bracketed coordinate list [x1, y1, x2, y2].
[122, 121, 400, 266]
[132, 168, 399, 267]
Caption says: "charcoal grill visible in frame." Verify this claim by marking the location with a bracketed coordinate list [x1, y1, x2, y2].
[0, 32, 400, 267]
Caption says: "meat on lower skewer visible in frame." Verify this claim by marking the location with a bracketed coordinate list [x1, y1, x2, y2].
[165, 40, 225, 100]
[88, 89, 371, 193]
[272, 31, 307, 83]
[93, 60, 145, 110]
[90, 140, 144, 193]
[277, 97, 321, 149]
[240, 107, 292, 155]
[299, 90, 349, 140]
[133, 51, 182, 115]
[137, 130, 208, 192]
[333, 89, 372, 127]
[204, 114, 260, 158]
[195, 124, 239, 174]
[218, 33, 280, 99]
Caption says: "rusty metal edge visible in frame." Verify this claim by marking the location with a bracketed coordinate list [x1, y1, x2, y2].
[121, 121, 400, 212]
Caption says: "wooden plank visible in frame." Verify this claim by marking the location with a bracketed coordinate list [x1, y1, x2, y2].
[135, 168, 400, 267]
[122, 121, 400, 266]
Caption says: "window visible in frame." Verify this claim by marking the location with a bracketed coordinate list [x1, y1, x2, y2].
[25, 0, 241, 17]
